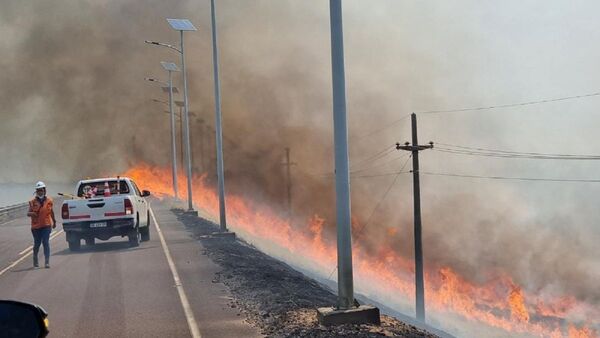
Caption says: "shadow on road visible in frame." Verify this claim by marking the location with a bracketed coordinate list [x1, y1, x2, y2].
[10, 266, 37, 273]
[53, 241, 157, 255]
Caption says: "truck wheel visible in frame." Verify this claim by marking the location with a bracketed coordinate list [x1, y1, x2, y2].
[140, 226, 150, 242]
[140, 212, 151, 242]
[85, 238, 95, 246]
[68, 239, 81, 251]
[128, 227, 140, 247]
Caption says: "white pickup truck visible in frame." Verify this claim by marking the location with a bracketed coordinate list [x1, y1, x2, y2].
[61, 177, 151, 251]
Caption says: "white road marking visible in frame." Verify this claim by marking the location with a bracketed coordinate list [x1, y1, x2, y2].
[150, 207, 202, 338]
[0, 218, 22, 226]
[18, 246, 33, 256]
[18, 231, 62, 256]
[0, 229, 64, 277]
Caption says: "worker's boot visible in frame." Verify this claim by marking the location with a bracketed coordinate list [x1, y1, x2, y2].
[33, 256, 39, 268]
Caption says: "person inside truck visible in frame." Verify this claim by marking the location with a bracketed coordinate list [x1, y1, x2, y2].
[81, 185, 96, 199]
[26, 181, 56, 269]
[77, 181, 128, 198]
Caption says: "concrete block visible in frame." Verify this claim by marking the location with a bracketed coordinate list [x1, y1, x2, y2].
[183, 210, 199, 217]
[210, 231, 236, 239]
[317, 305, 381, 326]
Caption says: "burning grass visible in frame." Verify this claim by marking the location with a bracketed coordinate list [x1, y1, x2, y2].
[124, 164, 599, 338]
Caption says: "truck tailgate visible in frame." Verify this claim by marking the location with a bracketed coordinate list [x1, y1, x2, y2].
[65, 196, 131, 222]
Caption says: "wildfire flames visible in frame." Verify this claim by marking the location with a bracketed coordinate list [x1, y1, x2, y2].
[124, 164, 598, 338]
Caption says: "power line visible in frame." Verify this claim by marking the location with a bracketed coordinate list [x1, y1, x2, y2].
[433, 147, 600, 160]
[436, 142, 600, 158]
[419, 170, 600, 183]
[350, 154, 410, 175]
[354, 155, 412, 237]
[352, 171, 410, 179]
[417, 91, 600, 115]
[308, 170, 410, 179]
[350, 145, 396, 170]
[353, 114, 411, 141]
[348, 90, 600, 146]
[309, 145, 398, 178]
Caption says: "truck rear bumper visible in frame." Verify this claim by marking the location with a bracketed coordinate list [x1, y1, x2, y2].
[63, 218, 135, 241]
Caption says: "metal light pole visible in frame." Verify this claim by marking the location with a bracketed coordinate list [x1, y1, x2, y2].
[210, 0, 228, 232]
[161, 62, 181, 200]
[175, 100, 186, 170]
[168, 19, 197, 213]
[330, 0, 354, 310]
[173, 100, 198, 172]
[317, 1, 380, 325]
[146, 76, 179, 198]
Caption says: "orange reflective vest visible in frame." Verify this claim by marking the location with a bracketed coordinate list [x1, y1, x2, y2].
[29, 197, 54, 229]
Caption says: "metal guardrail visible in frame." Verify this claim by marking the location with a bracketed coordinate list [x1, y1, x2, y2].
[0, 202, 29, 225]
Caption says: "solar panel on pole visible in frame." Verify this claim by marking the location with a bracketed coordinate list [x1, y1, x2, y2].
[166, 19, 197, 31]
[160, 61, 180, 72]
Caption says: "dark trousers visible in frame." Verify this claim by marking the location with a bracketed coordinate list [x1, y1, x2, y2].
[32, 227, 51, 264]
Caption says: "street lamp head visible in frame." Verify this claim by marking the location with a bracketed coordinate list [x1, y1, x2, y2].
[160, 61, 180, 72]
[166, 18, 197, 31]
[145, 77, 169, 86]
[152, 98, 168, 105]
[161, 86, 179, 94]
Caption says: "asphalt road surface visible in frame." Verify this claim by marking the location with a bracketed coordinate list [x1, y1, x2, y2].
[0, 198, 261, 338]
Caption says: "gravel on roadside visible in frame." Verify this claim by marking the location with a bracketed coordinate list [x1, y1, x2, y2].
[174, 209, 439, 338]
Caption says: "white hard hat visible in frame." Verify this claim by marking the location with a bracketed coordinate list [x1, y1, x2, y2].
[35, 181, 46, 189]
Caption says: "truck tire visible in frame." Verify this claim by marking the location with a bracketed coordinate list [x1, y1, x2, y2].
[85, 238, 95, 246]
[140, 212, 151, 242]
[128, 227, 140, 247]
[68, 240, 81, 251]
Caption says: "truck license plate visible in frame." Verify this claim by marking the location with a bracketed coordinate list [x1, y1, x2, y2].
[90, 222, 107, 228]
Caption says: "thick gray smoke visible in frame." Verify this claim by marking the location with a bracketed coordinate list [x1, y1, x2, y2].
[1, 0, 599, 334]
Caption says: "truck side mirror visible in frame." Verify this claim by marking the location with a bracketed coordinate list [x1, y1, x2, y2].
[141, 190, 151, 197]
[0, 300, 49, 337]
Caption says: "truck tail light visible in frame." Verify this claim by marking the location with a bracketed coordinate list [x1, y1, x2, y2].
[61, 203, 69, 219]
[124, 199, 133, 215]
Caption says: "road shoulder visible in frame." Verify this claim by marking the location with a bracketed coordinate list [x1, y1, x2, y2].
[151, 201, 262, 338]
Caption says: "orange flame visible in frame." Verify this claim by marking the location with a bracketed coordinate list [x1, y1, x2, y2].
[124, 164, 598, 338]
[509, 285, 530, 323]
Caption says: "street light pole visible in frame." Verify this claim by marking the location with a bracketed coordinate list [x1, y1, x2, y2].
[329, 0, 354, 311]
[179, 31, 194, 212]
[168, 70, 178, 199]
[317, 1, 380, 325]
[210, 0, 228, 232]
[146, 75, 179, 199]
[160, 62, 181, 200]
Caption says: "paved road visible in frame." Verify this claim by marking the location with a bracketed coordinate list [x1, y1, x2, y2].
[0, 199, 261, 338]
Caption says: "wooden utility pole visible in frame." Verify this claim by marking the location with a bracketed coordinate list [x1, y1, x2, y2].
[396, 112, 433, 322]
[282, 147, 296, 222]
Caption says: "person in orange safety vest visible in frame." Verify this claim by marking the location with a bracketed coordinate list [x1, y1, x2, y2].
[27, 181, 57, 268]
